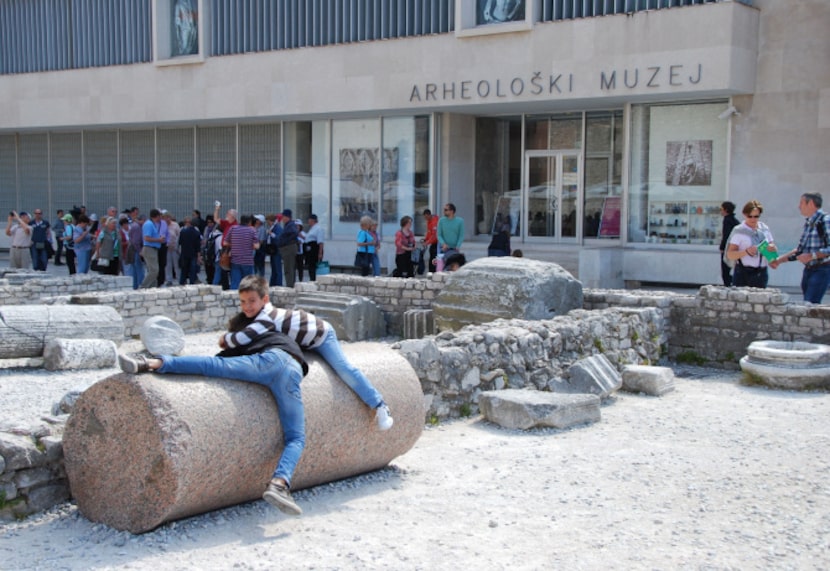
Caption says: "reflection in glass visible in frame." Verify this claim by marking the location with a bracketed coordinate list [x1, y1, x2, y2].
[477, 0, 525, 25]
[584, 110, 623, 238]
[381, 116, 431, 237]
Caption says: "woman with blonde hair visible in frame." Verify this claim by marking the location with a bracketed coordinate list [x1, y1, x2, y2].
[355, 216, 375, 277]
[725, 200, 777, 289]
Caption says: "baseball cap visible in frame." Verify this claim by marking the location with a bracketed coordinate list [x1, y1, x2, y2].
[254, 214, 266, 223]
[62, 214, 73, 222]
[18, 211, 29, 218]
[160, 209, 169, 215]
[309, 214, 318, 221]
[281, 209, 292, 218]
[89, 213, 98, 221]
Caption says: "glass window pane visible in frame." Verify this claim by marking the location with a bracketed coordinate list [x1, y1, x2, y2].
[381, 116, 430, 237]
[51, 132, 84, 214]
[196, 126, 233, 215]
[240, 123, 280, 215]
[120, 129, 156, 215]
[18, 134, 49, 215]
[475, 117, 522, 237]
[331, 118, 380, 237]
[285, 121, 313, 221]
[0, 135, 16, 214]
[584, 110, 623, 239]
[628, 101, 728, 245]
[83, 131, 117, 218]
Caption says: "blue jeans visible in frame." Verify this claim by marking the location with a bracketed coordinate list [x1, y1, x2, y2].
[230, 263, 254, 289]
[75, 248, 92, 274]
[157, 349, 305, 486]
[269, 252, 283, 286]
[31, 245, 49, 271]
[128, 260, 145, 290]
[313, 328, 383, 408]
[372, 253, 380, 277]
[802, 264, 830, 304]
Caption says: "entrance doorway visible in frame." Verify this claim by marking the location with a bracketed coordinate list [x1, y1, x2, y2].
[524, 150, 581, 241]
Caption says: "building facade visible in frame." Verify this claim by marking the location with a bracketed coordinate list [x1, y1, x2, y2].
[1, 0, 828, 289]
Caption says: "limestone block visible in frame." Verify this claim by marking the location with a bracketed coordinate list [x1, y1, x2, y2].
[622, 365, 676, 396]
[0, 305, 124, 359]
[403, 309, 434, 339]
[141, 316, 186, 356]
[563, 354, 622, 398]
[433, 257, 583, 331]
[294, 292, 386, 341]
[479, 390, 600, 430]
[0, 432, 47, 471]
[52, 387, 86, 416]
[24, 483, 71, 514]
[43, 338, 118, 371]
[63, 343, 423, 533]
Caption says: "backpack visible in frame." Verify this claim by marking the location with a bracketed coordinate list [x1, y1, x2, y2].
[63, 224, 75, 250]
[203, 229, 221, 264]
[723, 223, 768, 269]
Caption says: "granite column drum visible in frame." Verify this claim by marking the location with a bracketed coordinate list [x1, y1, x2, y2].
[63, 343, 423, 533]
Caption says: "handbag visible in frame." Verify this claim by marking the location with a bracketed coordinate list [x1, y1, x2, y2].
[97, 257, 110, 268]
[219, 247, 232, 271]
[354, 251, 371, 269]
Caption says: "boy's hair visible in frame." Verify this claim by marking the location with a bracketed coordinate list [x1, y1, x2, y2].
[238, 275, 269, 298]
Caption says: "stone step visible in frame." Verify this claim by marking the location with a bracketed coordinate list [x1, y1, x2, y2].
[294, 293, 386, 341]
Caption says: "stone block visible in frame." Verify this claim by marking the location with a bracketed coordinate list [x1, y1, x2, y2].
[479, 390, 601, 430]
[43, 338, 118, 371]
[563, 354, 622, 398]
[621, 365, 676, 396]
[141, 315, 186, 356]
[403, 309, 434, 339]
[24, 483, 71, 514]
[63, 343, 423, 533]
[0, 432, 47, 471]
[433, 257, 583, 332]
[14, 467, 52, 489]
[294, 292, 386, 341]
[0, 305, 124, 358]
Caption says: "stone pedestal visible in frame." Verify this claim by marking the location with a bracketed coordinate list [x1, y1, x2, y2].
[739, 340, 830, 390]
[63, 343, 423, 533]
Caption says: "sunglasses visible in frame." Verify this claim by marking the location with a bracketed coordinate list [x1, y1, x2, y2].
[747, 215, 761, 219]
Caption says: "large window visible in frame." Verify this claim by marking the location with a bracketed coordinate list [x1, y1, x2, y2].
[628, 101, 729, 245]
[330, 116, 431, 239]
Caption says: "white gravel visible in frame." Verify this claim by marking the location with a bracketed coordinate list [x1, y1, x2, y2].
[1, 338, 830, 570]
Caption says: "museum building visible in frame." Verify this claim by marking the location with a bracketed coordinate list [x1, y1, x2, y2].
[1, 0, 828, 289]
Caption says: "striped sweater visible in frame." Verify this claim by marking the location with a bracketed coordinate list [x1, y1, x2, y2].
[224, 303, 329, 351]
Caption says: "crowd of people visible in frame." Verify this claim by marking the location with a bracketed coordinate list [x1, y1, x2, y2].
[4, 204, 326, 290]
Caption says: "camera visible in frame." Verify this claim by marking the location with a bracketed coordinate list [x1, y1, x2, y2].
[788, 254, 798, 262]
[214, 200, 221, 207]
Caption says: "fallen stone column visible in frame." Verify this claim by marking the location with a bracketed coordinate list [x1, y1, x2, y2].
[0, 305, 124, 358]
[63, 343, 423, 533]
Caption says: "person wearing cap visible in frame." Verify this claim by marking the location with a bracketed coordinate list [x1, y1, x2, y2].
[88, 213, 99, 237]
[53, 210, 66, 266]
[5, 210, 32, 269]
[275, 209, 299, 288]
[253, 214, 267, 278]
[303, 214, 325, 282]
[29, 208, 52, 271]
[178, 216, 202, 285]
[61, 213, 77, 275]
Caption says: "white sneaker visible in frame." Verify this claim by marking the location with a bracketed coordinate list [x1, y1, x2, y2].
[375, 403, 393, 431]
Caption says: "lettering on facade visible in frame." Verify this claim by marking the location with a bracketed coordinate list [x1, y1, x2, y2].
[599, 64, 702, 90]
[409, 64, 702, 103]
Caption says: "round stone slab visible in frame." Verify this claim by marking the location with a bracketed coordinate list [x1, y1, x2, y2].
[740, 340, 830, 390]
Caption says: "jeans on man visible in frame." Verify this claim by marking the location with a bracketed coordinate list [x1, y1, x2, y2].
[312, 328, 383, 408]
[230, 263, 254, 290]
[127, 260, 145, 290]
[179, 256, 199, 285]
[269, 252, 284, 287]
[280, 244, 297, 288]
[157, 349, 305, 486]
[31, 244, 49, 271]
[75, 249, 92, 274]
[802, 263, 830, 304]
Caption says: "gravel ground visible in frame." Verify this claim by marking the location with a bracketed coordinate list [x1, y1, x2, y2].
[1, 335, 829, 570]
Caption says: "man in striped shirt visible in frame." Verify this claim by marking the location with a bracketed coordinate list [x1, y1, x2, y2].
[224, 285, 393, 430]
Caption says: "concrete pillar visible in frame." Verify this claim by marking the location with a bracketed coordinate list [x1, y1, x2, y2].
[0, 305, 124, 358]
[63, 343, 423, 533]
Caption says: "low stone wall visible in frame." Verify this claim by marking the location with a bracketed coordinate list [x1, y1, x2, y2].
[394, 307, 665, 419]
[0, 273, 132, 305]
[0, 419, 68, 521]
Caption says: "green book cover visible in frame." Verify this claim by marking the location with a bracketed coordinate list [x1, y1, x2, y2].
[758, 240, 778, 263]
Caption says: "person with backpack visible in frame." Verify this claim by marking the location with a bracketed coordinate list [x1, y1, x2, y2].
[771, 192, 830, 303]
[719, 201, 740, 286]
[724, 200, 776, 289]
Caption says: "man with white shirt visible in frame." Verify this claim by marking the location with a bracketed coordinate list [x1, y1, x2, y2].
[303, 214, 325, 282]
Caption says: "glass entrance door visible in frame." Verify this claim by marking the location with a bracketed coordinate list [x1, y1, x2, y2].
[524, 150, 580, 241]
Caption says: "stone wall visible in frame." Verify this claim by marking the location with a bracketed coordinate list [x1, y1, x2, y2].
[0, 418, 68, 521]
[0, 273, 132, 305]
[395, 307, 665, 419]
